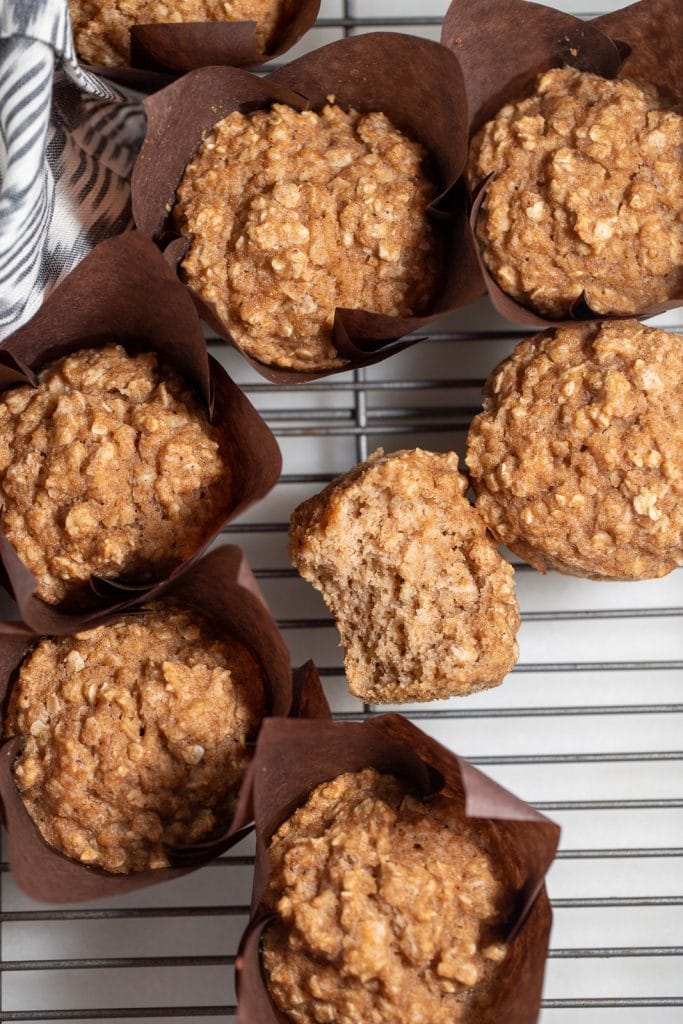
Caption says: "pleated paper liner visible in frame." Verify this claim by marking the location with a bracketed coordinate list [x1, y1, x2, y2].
[0, 232, 282, 634]
[0, 545, 330, 902]
[132, 32, 484, 383]
[235, 708, 560, 1024]
[441, 0, 683, 327]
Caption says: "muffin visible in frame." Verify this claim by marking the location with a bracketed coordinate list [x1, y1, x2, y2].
[0, 344, 230, 607]
[466, 320, 683, 580]
[69, 0, 291, 67]
[262, 767, 510, 1024]
[289, 449, 519, 702]
[468, 67, 683, 318]
[5, 603, 264, 873]
[172, 101, 439, 372]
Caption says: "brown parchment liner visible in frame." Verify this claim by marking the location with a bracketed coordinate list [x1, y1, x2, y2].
[0, 232, 282, 634]
[131, 33, 484, 384]
[128, 0, 321, 73]
[79, 63, 174, 95]
[441, 0, 683, 328]
[77, 0, 320, 81]
[236, 710, 561, 1024]
[0, 544, 330, 902]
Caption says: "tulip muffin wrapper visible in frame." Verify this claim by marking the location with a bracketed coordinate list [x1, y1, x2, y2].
[441, 0, 683, 327]
[0, 232, 282, 634]
[80, 62, 175, 94]
[127, 0, 321, 74]
[0, 545, 330, 902]
[236, 708, 561, 1024]
[131, 32, 485, 383]
[79, 0, 321, 81]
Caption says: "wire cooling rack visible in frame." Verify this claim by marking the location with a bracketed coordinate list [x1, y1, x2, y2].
[1, 1, 682, 1021]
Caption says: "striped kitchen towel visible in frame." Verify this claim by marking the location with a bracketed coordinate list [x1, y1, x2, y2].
[0, 0, 145, 338]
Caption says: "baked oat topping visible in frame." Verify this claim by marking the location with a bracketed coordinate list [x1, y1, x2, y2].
[69, 0, 289, 67]
[173, 101, 439, 371]
[466, 320, 683, 580]
[6, 604, 264, 873]
[469, 68, 683, 318]
[262, 769, 509, 1024]
[289, 449, 519, 702]
[0, 345, 230, 607]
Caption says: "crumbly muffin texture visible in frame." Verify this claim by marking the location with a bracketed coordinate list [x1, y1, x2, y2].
[69, 0, 289, 67]
[469, 68, 683, 318]
[262, 769, 509, 1024]
[6, 604, 264, 873]
[289, 449, 519, 702]
[466, 321, 683, 581]
[0, 345, 230, 607]
[173, 102, 439, 372]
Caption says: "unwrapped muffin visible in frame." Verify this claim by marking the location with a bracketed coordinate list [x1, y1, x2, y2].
[466, 320, 683, 580]
[289, 449, 519, 702]
[468, 67, 683, 319]
[262, 767, 510, 1024]
[0, 344, 231, 608]
[69, 0, 293, 67]
[173, 100, 440, 372]
[5, 602, 264, 873]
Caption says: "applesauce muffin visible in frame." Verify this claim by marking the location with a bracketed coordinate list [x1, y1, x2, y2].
[468, 67, 683, 318]
[5, 603, 264, 873]
[262, 768, 510, 1024]
[69, 0, 290, 67]
[0, 344, 230, 607]
[466, 320, 683, 580]
[173, 101, 439, 372]
[289, 449, 519, 702]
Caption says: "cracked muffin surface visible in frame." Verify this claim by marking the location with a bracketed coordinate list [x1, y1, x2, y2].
[69, 0, 290, 66]
[0, 345, 230, 607]
[469, 68, 683, 318]
[173, 102, 439, 372]
[466, 320, 683, 580]
[289, 449, 519, 702]
[6, 604, 264, 873]
[262, 768, 509, 1024]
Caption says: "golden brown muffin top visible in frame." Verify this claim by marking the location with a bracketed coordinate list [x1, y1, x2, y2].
[6, 604, 264, 873]
[469, 68, 683, 318]
[263, 768, 509, 1024]
[466, 320, 683, 580]
[173, 102, 439, 372]
[0, 344, 230, 607]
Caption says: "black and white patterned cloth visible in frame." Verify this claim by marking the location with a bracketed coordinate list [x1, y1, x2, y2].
[0, 0, 146, 337]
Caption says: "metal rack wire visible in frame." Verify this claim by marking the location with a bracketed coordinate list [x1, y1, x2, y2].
[1, 1, 682, 1021]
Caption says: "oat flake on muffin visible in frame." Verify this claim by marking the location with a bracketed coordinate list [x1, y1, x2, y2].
[6, 604, 264, 873]
[262, 768, 509, 1024]
[469, 68, 683, 318]
[173, 101, 439, 372]
[69, 0, 289, 67]
[0, 345, 230, 607]
[466, 320, 683, 580]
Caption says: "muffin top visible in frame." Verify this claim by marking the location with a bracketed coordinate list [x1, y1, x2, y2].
[469, 68, 683, 318]
[6, 603, 264, 873]
[0, 344, 230, 607]
[466, 320, 683, 580]
[289, 449, 519, 702]
[173, 101, 439, 372]
[69, 0, 289, 67]
[262, 768, 509, 1024]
